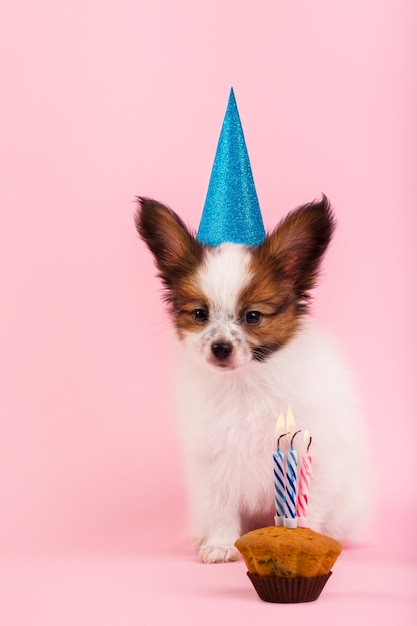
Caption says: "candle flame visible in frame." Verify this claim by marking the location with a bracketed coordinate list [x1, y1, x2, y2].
[286, 406, 296, 432]
[275, 411, 285, 438]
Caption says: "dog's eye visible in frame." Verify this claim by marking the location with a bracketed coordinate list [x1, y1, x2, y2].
[245, 311, 262, 325]
[192, 308, 208, 323]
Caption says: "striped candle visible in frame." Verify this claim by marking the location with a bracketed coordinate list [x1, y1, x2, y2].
[296, 432, 313, 525]
[273, 432, 287, 525]
[284, 429, 301, 528]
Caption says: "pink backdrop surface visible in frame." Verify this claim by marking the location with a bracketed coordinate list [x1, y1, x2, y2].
[1, 1, 416, 624]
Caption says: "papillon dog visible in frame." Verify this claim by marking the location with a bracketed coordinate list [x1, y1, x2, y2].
[135, 196, 369, 563]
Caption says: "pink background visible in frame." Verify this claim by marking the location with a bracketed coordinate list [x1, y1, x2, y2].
[1, 1, 416, 624]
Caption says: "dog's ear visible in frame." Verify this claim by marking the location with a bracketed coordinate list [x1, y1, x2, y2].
[135, 197, 204, 288]
[257, 195, 335, 294]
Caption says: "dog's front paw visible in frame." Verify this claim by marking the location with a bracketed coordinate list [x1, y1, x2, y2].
[199, 543, 240, 564]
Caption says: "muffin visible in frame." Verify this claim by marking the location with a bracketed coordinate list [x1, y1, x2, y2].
[234, 526, 342, 603]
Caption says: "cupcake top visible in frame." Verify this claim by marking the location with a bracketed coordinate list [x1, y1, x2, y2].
[235, 527, 342, 578]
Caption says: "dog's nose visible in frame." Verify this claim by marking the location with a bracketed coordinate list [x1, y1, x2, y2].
[211, 342, 233, 360]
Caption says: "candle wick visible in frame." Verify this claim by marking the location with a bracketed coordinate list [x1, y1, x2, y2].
[307, 436, 312, 454]
[277, 432, 289, 451]
[291, 429, 302, 448]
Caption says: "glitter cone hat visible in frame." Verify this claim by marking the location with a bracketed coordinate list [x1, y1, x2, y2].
[196, 88, 266, 247]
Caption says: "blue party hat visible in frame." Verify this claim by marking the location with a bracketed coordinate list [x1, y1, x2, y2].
[196, 88, 266, 247]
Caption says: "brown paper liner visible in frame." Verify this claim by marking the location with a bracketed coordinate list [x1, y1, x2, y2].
[247, 571, 332, 603]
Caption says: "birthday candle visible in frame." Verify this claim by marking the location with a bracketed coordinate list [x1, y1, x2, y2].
[296, 432, 313, 526]
[284, 429, 301, 528]
[273, 435, 288, 525]
[273, 412, 286, 525]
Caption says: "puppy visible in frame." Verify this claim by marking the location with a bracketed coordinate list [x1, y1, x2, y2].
[135, 196, 369, 563]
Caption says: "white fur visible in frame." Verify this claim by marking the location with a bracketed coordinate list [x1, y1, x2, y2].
[172, 244, 369, 563]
